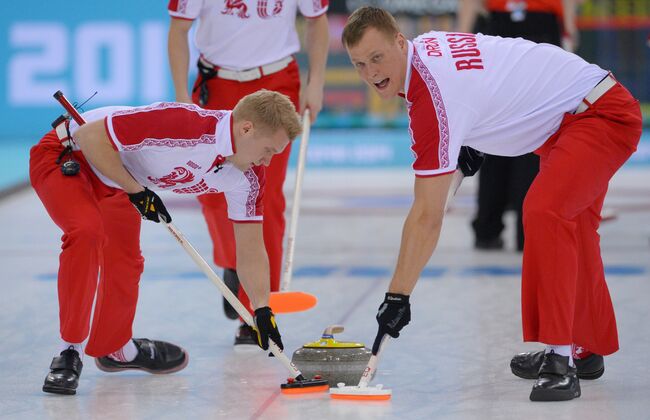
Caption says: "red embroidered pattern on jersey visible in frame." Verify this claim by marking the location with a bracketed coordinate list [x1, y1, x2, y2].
[406, 103, 417, 160]
[122, 133, 217, 152]
[222, 0, 250, 18]
[112, 102, 227, 120]
[147, 167, 195, 189]
[172, 179, 220, 195]
[258, 0, 283, 18]
[411, 48, 450, 168]
[244, 169, 261, 217]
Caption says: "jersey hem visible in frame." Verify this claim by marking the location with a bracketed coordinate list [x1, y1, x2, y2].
[414, 168, 456, 178]
[303, 8, 328, 19]
[103, 117, 119, 151]
[169, 13, 196, 21]
[229, 219, 263, 223]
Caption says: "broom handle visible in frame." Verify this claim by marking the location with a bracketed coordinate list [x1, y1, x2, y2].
[358, 336, 389, 388]
[280, 109, 311, 291]
[446, 170, 464, 212]
[163, 221, 303, 378]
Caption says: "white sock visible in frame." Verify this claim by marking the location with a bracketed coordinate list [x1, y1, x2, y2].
[545, 344, 574, 367]
[108, 339, 138, 362]
[59, 340, 84, 359]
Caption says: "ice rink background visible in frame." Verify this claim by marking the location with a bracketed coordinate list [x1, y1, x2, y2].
[1, 150, 649, 418]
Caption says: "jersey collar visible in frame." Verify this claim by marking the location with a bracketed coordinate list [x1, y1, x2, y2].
[401, 40, 414, 99]
[215, 111, 236, 157]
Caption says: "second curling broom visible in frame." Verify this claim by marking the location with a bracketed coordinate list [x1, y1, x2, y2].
[329, 170, 465, 401]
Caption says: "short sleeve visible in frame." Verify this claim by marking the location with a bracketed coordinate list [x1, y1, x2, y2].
[407, 80, 456, 177]
[225, 166, 265, 223]
[407, 55, 468, 178]
[298, 0, 329, 18]
[168, 0, 203, 20]
[105, 103, 220, 152]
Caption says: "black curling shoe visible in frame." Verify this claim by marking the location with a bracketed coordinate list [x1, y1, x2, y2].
[234, 323, 258, 347]
[43, 347, 83, 395]
[511, 349, 604, 380]
[475, 237, 505, 250]
[95, 339, 188, 374]
[529, 352, 581, 402]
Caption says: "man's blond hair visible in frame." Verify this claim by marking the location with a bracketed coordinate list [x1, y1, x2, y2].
[341, 6, 400, 48]
[233, 90, 302, 140]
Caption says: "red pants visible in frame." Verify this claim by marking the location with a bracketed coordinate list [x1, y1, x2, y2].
[522, 82, 642, 355]
[30, 132, 144, 357]
[193, 60, 301, 313]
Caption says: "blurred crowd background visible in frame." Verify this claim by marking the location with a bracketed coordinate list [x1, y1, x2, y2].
[1, 0, 648, 140]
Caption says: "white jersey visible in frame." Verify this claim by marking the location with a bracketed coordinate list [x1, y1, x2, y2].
[69, 104, 265, 222]
[404, 32, 608, 177]
[168, 0, 329, 69]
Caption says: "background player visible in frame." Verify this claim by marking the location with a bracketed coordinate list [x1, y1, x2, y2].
[167, 0, 329, 346]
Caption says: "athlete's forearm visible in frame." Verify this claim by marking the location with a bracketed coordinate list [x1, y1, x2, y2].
[305, 14, 329, 87]
[388, 174, 453, 295]
[168, 19, 193, 103]
[561, 0, 578, 42]
[456, 0, 484, 33]
[562, 0, 577, 30]
[388, 207, 443, 295]
[234, 223, 270, 310]
[75, 120, 143, 194]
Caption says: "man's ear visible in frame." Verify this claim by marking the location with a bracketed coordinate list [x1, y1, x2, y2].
[240, 120, 253, 135]
[397, 33, 407, 50]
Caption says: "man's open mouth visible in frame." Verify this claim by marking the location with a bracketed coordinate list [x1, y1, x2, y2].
[374, 78, 389, 90]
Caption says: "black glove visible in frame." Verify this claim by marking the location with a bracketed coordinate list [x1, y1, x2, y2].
[457, 146, 484, 177]
[253, 306, 283, 351]
[127, 187, 172, 223]
[372, 293, 411, 354]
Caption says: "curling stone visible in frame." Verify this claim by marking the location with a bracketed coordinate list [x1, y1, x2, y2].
[291, 325, 372, 387]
